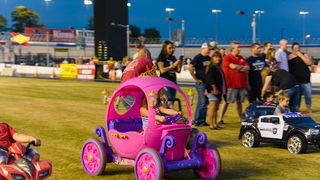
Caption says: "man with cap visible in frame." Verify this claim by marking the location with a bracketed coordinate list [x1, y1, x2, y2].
[188, 42, 212, 126]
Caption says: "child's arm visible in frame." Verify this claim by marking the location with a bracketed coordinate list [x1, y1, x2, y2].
[158, 106, 179, 115]
[140, 106, 149, 117]
[13, 133, 41, 146]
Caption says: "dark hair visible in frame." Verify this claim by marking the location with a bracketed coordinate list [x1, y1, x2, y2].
[263, 92, 274, 100]
[251, 43, 260, 48]
[157, 40, 174, 60]
[291, 42, 300, 49]
[263, 42, 271, 47]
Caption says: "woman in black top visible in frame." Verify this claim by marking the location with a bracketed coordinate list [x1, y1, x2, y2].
[156, 41, 182, 107]
[261, 69, 300, 112]
[288, 42, 313, 113]
[205, 52, 227, 130]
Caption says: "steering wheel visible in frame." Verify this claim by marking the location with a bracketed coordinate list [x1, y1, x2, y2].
[164, 113, 182, 124]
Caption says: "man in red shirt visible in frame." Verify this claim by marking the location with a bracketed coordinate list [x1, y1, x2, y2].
[223, 41, 250, 121]
[121, 48, 155, 82]
[0, 123, 41, 164]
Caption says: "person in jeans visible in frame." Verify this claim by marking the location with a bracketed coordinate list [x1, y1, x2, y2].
[188, 42, 211, 126]
[288, 42, 313, 113]
[261, 69, 300, 112]
[223, 41, 250, 121]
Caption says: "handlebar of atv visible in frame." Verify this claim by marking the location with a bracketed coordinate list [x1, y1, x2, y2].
[26, 139, 41, 150]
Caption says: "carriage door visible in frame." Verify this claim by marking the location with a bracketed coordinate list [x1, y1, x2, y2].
[258, 116, 284, 139]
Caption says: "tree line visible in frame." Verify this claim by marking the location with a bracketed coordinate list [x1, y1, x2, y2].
[0, 6, 161, 39]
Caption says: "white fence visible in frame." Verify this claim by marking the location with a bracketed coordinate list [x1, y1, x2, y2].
[1, 63, 320, 84]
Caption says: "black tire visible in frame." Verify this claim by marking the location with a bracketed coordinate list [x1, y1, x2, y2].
[241, 129, 260, 148]
[287, 134, 307, 154]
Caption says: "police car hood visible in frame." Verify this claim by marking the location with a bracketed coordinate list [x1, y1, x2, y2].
[287, 121, 320, 130]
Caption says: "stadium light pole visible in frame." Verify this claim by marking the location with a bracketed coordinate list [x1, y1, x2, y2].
[299, 11, 309, 44]
[211, 9, 222, 42]
[237, 10, 257, 43]
[165, 8, 175, 41]
[44, 0, 52, 66]
[254, 10, 264, 43]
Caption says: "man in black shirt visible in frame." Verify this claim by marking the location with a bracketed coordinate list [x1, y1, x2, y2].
[288, 42, 313, 113]
[247, 43, 265, 103]
[261, 69, 300, 112]
[188, 42, 211, 126]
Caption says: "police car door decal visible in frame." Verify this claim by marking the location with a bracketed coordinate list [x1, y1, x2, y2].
[258, 116, 284, 139]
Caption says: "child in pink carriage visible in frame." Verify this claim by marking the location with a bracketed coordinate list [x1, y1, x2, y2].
[140, 88, 187, 129]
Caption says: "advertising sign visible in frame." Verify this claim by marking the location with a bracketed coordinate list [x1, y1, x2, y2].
[77, 64, 96, 80]
[51, 29, 76, 42]
[60, 64, 77, 78]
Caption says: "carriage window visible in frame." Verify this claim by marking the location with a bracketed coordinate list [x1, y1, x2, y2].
[114, 95, 135, 115]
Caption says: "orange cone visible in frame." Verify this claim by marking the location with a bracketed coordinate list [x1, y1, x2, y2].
[109, 70, 116, 80]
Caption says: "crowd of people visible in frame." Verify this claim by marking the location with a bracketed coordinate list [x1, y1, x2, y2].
[120, 39, 314, 130]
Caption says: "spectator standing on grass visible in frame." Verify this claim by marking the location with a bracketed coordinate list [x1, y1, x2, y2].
[275, 39, 289, 71]
[288, 42, 313, 113]
[156, 40, 182, 107]
[223, 41, 250, 121]
[205, 51, 226, 130]
[247, 43, 265, 103]
[188, 42, 212, 126]
[217, 47, 228, 124]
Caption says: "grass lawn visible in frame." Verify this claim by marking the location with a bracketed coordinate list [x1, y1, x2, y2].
[0, 77, 319, 180]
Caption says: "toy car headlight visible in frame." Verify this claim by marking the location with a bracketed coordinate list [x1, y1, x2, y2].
[11, 174, 26, 180]
[306, 128, 320, 135]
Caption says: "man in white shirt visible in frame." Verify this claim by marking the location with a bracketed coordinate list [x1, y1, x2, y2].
[275, 39, 289, 71]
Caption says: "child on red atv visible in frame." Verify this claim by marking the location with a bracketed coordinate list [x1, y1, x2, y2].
[0, 122, 41, 164]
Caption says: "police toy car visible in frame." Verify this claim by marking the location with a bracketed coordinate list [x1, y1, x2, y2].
[239, 104, 320, 154]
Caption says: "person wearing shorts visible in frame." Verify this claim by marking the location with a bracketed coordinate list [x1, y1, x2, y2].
[226, 88, 247, 103]
[205, 52, 227, 129]
[223, 41, 250, 121]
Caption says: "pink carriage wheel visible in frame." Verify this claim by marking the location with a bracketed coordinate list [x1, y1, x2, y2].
[194, 146, 221, 180]
[134, 148, 164, 180]
[81, 139, 106, 176]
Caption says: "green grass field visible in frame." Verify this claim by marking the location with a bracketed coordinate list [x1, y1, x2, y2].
[0, 77, 319, 180]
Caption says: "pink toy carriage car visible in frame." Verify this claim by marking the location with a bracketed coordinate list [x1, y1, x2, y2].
[81, 77, 221, 179]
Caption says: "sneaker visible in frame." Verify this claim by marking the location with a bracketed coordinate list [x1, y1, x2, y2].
[218, 120, 225, 124]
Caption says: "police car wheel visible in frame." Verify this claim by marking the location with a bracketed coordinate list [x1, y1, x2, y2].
[287, 134, 307, 154]
[241, 130, 260, 148]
